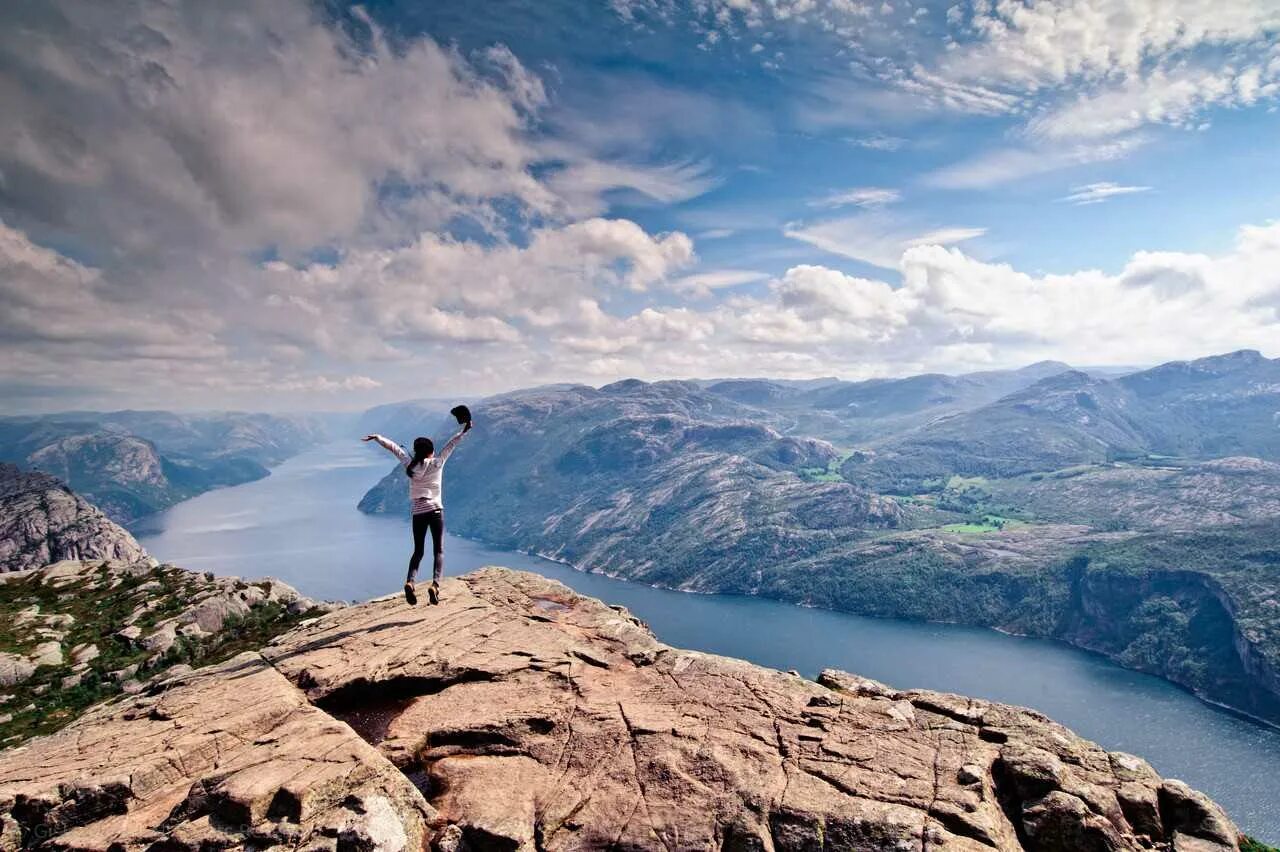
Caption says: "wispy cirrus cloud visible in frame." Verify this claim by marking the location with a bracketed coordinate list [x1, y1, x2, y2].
[784, 211, 987, 270]
[847, 134, 907, 151]
[924, 135, 1149, 189]
[810, 187, 901, 209]
[1061, 182, 1153, 205]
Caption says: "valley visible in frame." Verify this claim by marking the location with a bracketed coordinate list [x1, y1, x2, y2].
[0, 410, 332, 523]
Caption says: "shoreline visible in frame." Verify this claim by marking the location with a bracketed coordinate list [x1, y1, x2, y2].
[461, 536, 1280, 733]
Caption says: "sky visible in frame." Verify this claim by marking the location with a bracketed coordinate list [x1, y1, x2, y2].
[1, 0, 1279, 412]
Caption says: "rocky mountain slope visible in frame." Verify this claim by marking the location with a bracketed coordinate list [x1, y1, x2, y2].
[0, 568, 1253, 851]
[0, 557, 332, 747]
[359, 384, 902, 588]
[977, 457, 1280, 531]
[357, 353, 1280, 724]
[0, 411, 329, 523]
[0, 464, 145, 572]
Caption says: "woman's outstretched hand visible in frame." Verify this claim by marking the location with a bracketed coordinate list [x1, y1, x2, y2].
[463, 421, 473, 433]
[361, 434, 376, 442]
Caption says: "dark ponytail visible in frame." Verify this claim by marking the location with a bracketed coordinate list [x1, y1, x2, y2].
[406, 436, 434, 477]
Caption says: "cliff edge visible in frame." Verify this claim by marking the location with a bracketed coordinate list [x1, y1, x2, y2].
[0, 567, 1244, 851]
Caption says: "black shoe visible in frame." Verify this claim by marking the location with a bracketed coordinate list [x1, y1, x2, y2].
[428, 582, 440, 605]
[403, 582, 418, 605]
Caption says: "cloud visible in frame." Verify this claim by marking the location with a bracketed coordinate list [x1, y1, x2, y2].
[257, 217, 696, 353]
[272, 375, 384, 393]
[911, 0, 1280, 138]
[0, 219, 222, 356]
[811, 187, 902, 209]
[1061, 182, 1153, 205]
[1027, 66, 1265, 141]
[846, 134, 907, 151]
[542, 159, 719, 217]
[925, 135, 1148, 189]
[0, 0, 725, 408]
[0, 1, 564, 258]
[5, 0, 1279, 408]
[785, 212, 986, 269]
[611, 0, 876, 34]
[704, 219, 1280, 378]
[669, 269, 769, 296]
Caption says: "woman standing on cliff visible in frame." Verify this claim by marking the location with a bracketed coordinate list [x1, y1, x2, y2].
[363, 410, 472, 606]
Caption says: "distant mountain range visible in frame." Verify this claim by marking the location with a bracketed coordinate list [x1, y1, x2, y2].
[843, 351, 1280, 492]
[0, 411, 330, 523]
[358, 350, 1280, 723]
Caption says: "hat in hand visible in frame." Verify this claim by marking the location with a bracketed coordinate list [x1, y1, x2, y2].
[451, 404, 472, 425]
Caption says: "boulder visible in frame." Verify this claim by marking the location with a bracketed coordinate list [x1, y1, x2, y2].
[29, 641, 63, 668]
[0, 655, 35, 688]
[71, 643, 99, 665]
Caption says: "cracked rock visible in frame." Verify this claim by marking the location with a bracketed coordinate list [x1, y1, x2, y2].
[0, 568, 1244, 852]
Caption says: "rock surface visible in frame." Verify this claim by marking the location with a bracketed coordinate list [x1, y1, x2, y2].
[0, 465, 147, 573]
[0, 568, 1242, 851]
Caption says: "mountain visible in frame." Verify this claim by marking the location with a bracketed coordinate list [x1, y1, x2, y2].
[979, 457, 1280, 531]
[840, 371, 1154, 492]
[357, 353, 1280, 722]
[1117, 350, 1280, 459]
[0, 411, 330, 523]
[0, 568, 1249, 852]
[0, 463, 146, 572]
[840, 352, 1280, 495]
[358, 381, 903, 589]
[357, 397, 466, 440]
[697, 361, 1074, 445]
[91, 410, 330, 467]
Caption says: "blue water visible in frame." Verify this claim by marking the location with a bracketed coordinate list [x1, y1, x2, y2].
[136, 441, 1280, 842]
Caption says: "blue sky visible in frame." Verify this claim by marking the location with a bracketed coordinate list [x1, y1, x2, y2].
[1, 0, 1279, 410]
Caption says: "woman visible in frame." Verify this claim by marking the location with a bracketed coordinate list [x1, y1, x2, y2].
[363, 419, 471, 605]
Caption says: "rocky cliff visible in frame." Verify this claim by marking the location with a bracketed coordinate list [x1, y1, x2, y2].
[0, 464, 146, 573]
[0, 568, 1248, 851]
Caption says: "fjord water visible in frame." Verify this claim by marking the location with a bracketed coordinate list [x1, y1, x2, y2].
[136, 441, 1280, 842]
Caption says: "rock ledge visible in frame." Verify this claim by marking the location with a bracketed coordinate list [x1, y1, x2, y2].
[0, 567, 1242, 851]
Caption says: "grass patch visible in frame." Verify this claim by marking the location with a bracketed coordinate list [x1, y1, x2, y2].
[1242, 837, 1280, 852]
[799, 449, 857, 484]
[939, 514, 1028, 534]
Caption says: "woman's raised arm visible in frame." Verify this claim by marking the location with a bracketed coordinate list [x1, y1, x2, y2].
[363, 434, 411, 465]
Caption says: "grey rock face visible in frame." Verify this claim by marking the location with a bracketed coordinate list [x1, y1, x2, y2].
[0, 464, 147, 573]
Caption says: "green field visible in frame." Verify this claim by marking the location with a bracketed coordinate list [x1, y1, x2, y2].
[799, 449, 857, 484]
[939, 514, 1026, 534]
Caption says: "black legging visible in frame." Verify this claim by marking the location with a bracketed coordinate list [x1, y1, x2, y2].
[408, 510, 444, 584]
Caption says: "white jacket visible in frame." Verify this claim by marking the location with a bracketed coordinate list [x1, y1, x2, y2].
[371, 429, 466, 514]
